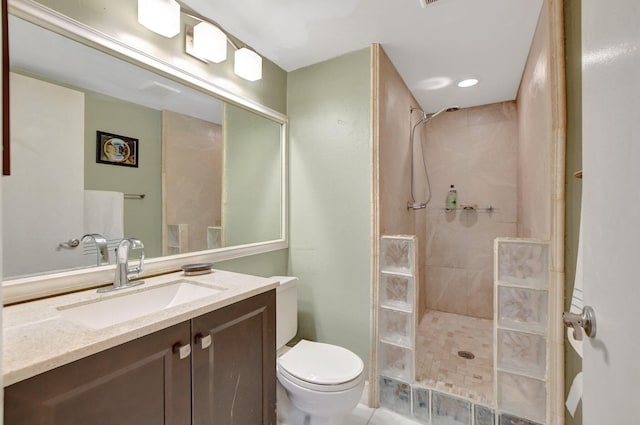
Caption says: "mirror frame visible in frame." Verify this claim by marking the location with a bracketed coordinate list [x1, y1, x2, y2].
[3, 0, 288, 304]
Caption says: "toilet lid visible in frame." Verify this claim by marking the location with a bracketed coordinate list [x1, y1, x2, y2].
[278, 340, 364, 385]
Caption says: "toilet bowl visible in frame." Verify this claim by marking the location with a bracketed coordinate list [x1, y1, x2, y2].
[273, 276, 365, 424]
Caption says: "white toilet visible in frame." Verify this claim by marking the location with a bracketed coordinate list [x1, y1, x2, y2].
[274, 276, 365, 425]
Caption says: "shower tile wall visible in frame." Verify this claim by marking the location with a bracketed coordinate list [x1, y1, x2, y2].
[163, 110, 223, 254]
[374, 45, 428, 319]
[423, 101, 519, 319]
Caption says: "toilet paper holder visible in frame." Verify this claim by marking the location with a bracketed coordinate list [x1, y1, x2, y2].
[562, 305, 596, 340]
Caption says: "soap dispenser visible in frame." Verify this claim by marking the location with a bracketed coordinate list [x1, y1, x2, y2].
[446, 185, 457, 210]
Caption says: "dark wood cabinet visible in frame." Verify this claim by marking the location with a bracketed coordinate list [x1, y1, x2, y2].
[192, 289, 276, 425]
[4, 290, 276, 425]
[5, 321, 192, 425]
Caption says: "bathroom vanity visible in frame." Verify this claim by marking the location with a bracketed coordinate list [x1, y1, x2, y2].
[3, 1, 286, 422]
[3, 271, 277, 425]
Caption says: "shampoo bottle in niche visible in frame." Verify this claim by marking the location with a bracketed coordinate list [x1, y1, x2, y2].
[446, 185, 457, 210]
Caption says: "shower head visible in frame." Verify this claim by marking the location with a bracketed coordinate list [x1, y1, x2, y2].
[411, 105, 460, 128]
[426, 105, 460, 121]
[419, 0, 441, 7]
[407, 104, 460, 210]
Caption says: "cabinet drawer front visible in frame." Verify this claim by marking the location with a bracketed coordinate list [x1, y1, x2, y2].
[192, 290, 276, 425]
[5, 322, 191, 425]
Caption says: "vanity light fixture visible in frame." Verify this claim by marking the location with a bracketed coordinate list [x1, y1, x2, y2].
[192, 21, 227, 63]
[138, 0, 181, 38]
[140, 0, 264, 81]
[457, 78, 479, 88]
[234, 47, 262, 82]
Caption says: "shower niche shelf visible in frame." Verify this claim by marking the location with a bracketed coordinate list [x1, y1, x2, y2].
[378, 235, 418, 386]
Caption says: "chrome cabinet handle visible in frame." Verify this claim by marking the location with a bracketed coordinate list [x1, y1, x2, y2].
[173, 343, 192, 360]
[195, 333, 212, 350]
[562, 305, 597, 340]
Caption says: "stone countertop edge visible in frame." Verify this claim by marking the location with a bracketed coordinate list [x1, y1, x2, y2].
[2, 270, 279, 387]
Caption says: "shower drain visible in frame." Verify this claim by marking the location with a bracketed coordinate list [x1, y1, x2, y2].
[457, 351, 475, 360]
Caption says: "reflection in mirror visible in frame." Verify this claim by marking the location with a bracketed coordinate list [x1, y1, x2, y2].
[3, 15, 283, 279]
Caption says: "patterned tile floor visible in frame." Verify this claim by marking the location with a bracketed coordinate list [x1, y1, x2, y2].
[415, 310, 494, 404]
[279, 404, 421, 425]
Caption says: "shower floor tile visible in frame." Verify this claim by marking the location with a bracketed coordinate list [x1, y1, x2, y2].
[415, 310, 494, 404]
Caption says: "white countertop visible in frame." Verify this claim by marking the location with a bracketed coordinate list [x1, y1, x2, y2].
[2, 270, 278, 387]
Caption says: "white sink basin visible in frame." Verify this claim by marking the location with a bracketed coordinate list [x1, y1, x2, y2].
[58, 280, 226, 329]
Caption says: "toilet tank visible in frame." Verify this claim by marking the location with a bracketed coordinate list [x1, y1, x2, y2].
[271, 276, 298, 350]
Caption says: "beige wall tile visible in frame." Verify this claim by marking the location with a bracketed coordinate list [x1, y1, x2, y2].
[422, 101, 518, 318]
[425, 266, 468, 315]
[516, 4, 553, 241]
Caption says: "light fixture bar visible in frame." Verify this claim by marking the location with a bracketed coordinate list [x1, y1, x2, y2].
[192, 21, 227, 63]
[138, 0, 181, 38]
[179, 8, 240, 50]
[234, 48, 262, 81]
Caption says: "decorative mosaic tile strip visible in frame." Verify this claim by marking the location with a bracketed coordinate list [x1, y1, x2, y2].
[378, 378, 507, 425]
[431, 391, 471, 425]
[499, 413, 543, 425]
[412, 386, 430, 423]
[379, 376, 411, 417]
[475, 404, 495, 425]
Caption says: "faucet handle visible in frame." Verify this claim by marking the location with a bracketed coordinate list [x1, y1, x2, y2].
[81, 233, 110, 265]
[126, 239, 144, 279]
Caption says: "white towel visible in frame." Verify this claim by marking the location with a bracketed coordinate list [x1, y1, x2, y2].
[565, 206, 584, 418]
[83, 190, 124, 241]
[567, 207, 584, 358]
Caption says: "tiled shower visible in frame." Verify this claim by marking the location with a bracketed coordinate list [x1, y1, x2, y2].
[373, 0, 563, 420]
[378, 235, 551, 425]
[376, 102, 554, 424]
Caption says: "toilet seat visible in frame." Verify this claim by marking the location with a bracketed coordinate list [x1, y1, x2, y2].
[277, 340, 364, 392]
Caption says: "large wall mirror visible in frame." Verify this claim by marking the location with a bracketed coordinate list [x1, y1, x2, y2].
[3, 4, 287, 302]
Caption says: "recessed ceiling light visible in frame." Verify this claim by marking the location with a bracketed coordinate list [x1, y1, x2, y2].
[458, 78, 479, 88]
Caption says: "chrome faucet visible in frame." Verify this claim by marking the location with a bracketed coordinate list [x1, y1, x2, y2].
[98, 238, 145, 293]
[81, 233, 110, 265]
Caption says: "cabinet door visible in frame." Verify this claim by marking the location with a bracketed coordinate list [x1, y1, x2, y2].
[192, 290, 276, 425]
[5, 322, 192, 425]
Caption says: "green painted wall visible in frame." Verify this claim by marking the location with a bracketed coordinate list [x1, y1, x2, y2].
[84, 91, 163, 258]
[223, 104, 282, 246]
[564, 0, 582, 424]
[215, 249, 288, 277]
[287, 48, 372, 366]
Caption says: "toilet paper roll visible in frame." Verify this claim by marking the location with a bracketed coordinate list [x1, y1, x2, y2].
[565, 207, 584, 417]
[565, 372, 583, 417]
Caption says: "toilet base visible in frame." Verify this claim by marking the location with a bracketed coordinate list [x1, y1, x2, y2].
[276, 380, 362, 425]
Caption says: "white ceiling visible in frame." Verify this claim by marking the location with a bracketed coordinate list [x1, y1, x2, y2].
[182, 0, 544, 113]
[9, 15, 223, 124]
